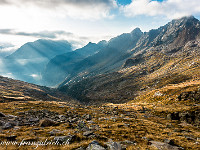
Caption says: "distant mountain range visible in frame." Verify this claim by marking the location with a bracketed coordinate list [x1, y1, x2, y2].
[42, 27, 143, 87]
[7, 39, 72, 60]
[1, 39, 72, 84]
[42, 41, 107, 86]
[0, 16, 200, 105]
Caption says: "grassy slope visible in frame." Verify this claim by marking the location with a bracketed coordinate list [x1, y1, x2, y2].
[0, 81, 199, 150]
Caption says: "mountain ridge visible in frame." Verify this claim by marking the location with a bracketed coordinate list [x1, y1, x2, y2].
[54, 27, 143, 87]
[6, 39, 72, 59]
[42, 41, 107, 86]
[58, 16, 200, 104]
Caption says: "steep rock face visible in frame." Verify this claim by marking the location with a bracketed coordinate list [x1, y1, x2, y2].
[135, 16, 200, 49]
[42, 42, 106, 86]
[2, 39, 72, 85]
[59, 16, 200, 104]
[125, 16, 200, 68]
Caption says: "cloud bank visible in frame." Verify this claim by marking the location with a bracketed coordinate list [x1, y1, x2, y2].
[0, 28, 111, 50]
[0, 0, 117, 19]
[0, 29, 74, 39]
[122, 0, 200, 19]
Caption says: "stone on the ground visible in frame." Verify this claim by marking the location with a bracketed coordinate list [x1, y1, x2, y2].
[83, 131, 94, 137]
[2, 122, 14, 129]
[86, 140, 106, 150]
[150, 141, 184, 150]
[39, 118, 58, 127]
[106, 141, 122, 150]
[0, 112, 6, 117]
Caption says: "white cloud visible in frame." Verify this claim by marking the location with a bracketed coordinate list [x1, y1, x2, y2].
[0, 0, 117, 19]
[0, 0, 118, 50]
[122, 0, 200, 19]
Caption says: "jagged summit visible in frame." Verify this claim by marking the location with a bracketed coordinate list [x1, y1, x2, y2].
[171, 15, 198, 24]
[137, 16, 200, 48]
[131, 27, 142, 35]
[97, 40, 108, 46]
[85, 42, 94, 46]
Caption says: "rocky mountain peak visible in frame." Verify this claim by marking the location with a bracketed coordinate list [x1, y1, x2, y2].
[170, 16, 199, 26]
[97, 40, 108, 46]
[163, 16, 200, 32]
[131, 27, 143, 36]
[85, 42, 94, 46]
[147, 16, 200, 48]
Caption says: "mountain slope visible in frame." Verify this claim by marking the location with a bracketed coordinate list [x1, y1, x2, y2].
[0, 74, 199, 150]
[59, 16, 200, 104]
[0, 75, 76, 103]
[42, 41, 107, 86]
[57, 28, 143, 87]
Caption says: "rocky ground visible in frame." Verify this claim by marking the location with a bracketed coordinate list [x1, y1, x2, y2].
[0, 72, 199, 150]
[0, 80, 199, 150]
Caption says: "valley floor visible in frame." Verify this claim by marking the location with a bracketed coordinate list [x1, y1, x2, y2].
[0, 80, 199, 150]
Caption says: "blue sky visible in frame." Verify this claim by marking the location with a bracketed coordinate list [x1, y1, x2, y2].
[0, 0, 200, 54]
[118, 0, 163, 5]
[117, 0, 132, 5]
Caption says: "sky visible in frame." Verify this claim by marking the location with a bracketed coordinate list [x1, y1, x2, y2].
[0, 0, 200, 55]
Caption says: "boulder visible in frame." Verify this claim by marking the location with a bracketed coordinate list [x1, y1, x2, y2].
[2, 122, 15, 129]
[0, 112, 6, 117]
[49, 129, 62, 136]
[167, 112, 180, 120]
[150, 141, 184, 150]
[86, 141, 105, 150]
[0, 120, 5, 126]
[167, 111, 200, 125]
[83, 131, 94, 136]
[83, 131, 96, 138]
[106, 141, 122, 150]
[163, 139, 175, 145]
[39, 118, 58, 127]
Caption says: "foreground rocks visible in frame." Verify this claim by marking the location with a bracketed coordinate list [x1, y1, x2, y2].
[39, 118, 59, 127]
[106, 141, 122, 150]
[0, 95, 199, 150]
[167, 111, 200, 126]
[149, 141, 184, 150]
[177, 90, 200, 102]
[86, 141, 106, 150]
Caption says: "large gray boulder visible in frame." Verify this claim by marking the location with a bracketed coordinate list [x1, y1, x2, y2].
[150, 141, 184, 150]
[86, 141, 106, 150]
